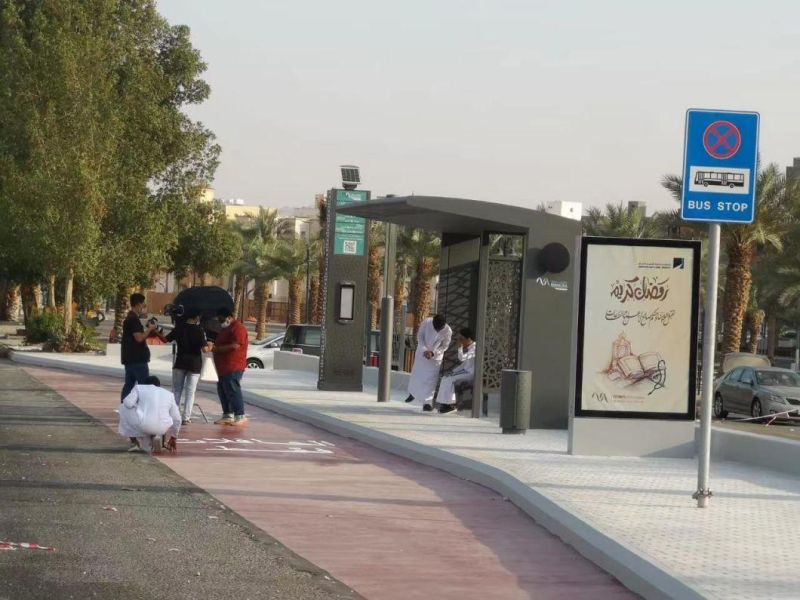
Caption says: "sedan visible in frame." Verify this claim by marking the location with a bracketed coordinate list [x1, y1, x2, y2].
[714, 366, 800, 419]
[246, 334, 284, 369]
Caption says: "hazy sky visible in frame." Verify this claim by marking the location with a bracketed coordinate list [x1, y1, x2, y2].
[157, 0, 800, 213]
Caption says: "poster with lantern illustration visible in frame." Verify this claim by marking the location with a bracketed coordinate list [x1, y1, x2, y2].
[574, 237, 700, 419]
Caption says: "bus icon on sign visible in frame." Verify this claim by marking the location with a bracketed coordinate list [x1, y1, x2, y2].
[688, 165, 749, 196]
[694, 171, 745, 189]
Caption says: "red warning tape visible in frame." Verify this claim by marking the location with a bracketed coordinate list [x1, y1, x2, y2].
[0, 541, 55, 552]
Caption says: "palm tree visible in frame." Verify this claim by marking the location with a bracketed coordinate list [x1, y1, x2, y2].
[397, 228, 440, 334]
[661, 164, 795, 354]
[314, 194, 327, 324]
[241, 208, 282, 339]
[230, 216, 260, 321]
[583, 203, 657, 238]
[367, 221, 384, 329]
[273, 235, 307, 325]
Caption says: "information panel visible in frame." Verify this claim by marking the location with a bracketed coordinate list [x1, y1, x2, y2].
[574, 238, 700, 420]
[333, 190, 367, 256]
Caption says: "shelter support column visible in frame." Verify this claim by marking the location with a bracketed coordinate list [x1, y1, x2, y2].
[472, 233, 490, 418]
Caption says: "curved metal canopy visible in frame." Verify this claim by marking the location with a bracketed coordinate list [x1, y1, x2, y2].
[337, 195, 555, 235]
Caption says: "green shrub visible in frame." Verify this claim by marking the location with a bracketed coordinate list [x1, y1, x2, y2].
[51, 322, 98, 353]
[25, 312, 64, 345]
[26, 312, 98, 352]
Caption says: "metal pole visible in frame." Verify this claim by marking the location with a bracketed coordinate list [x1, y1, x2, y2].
[399, 302, 408, 371]
[305, 243, 310, 323]
[794, 324, 799, 370]
[696, 222, 720, 508]
[378, 296, 394, 402]
[472, 233, 490, 419]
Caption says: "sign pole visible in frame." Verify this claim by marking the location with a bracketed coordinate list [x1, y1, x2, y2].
[695, 222, 720, 508]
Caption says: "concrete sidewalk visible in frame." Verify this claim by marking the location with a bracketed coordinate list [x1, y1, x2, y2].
[11, 349, 800, 599]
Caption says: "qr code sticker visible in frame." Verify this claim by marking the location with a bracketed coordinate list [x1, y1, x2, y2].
[343, 240, 357, 254]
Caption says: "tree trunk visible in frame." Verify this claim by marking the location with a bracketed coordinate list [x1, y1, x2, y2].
[255, 279, 268, 340]
[7, 285, 21, 322]
[233, 274, 247, 321]
[63, 269, 74, 333]
[412, 257, 434, 335]
[199, 273, 209, 286]
[48, 274, 57, 309]
[316, 247, 326, 322]
[20, 282, 40, 325]
[767, 315, 778, 360]
[0, 279, 9, 321]
[288, 277, 303, 325]
[309, 277, 320, 324]
[113, 285, 132, 341]
[721, 242, 754, 355]
[747, 309, 765, 354]
[394, 266, 407, 329]
[367, 242, 381, 329]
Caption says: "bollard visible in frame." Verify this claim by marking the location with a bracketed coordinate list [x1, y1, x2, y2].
[499, 369, 532, 434]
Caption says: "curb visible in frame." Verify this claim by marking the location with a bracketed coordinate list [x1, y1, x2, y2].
[9, 351, 702, 600]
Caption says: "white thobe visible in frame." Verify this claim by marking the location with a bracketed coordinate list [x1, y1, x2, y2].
[407, 318, 452, 405]
[119, 384, 181, 450]
[436, 342, 477, 405]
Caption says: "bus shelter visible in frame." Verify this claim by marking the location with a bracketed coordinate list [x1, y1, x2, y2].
[339, 195, 581, 429]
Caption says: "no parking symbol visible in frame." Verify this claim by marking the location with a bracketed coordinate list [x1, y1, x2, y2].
[703, 121, 741, 160]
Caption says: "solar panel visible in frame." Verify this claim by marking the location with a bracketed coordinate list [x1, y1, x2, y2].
[341, 166, 360, 184]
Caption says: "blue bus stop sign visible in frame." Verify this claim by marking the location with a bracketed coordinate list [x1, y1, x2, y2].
[681, 109, 759, 224]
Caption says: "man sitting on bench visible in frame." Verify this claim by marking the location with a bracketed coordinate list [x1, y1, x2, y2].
[435, 328, 476, 415]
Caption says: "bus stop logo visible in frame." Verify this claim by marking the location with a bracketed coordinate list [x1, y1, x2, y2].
[610, 276, 670, 303]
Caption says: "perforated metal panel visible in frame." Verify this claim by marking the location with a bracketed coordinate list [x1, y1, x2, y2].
[436, 262, 479, 373]
[482, 257, 522, 391]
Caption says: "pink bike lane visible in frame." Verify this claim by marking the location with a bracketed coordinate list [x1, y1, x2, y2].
[25, 366, 635, 600]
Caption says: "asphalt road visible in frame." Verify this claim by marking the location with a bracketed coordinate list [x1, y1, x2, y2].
[0, 361, 359, 600]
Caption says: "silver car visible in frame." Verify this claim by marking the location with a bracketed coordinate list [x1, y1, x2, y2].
[714, 366, 800, 419]
[246, 334, 284, 369]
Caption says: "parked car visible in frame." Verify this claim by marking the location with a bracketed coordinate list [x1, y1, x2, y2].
[776, 328, 798, 357]
[714, 365, 800, 419]
[280, 324, 321, 357]
[246, 334, 285, 369]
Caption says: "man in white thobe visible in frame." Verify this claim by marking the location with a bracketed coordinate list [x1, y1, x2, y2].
[405, 314, 452, 412]
[119, 376, 181, 454]
[436, 328, 476, 415]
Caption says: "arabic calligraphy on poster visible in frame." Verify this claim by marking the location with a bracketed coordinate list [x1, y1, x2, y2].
[580, 243, 697, 414]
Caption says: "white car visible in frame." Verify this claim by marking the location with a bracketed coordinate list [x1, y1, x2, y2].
[246, 334, 284, 369]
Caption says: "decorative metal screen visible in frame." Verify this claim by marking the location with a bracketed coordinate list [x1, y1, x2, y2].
[437, 262, 478, 373]
[482, 257, 522, 391]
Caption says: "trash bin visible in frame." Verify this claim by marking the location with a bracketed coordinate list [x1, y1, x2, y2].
[500, 369, 532, 434]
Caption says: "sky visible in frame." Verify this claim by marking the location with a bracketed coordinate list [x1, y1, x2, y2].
[157, 0, 800, 213]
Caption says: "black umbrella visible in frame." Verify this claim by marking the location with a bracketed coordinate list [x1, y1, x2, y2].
[164, 286, 235, 341]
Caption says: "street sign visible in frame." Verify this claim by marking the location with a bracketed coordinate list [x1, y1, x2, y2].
[681, 109, 759, 224]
